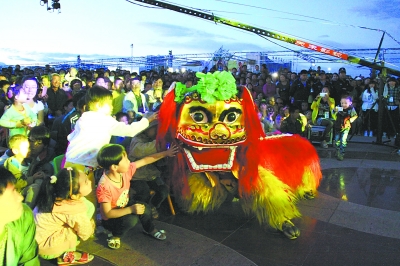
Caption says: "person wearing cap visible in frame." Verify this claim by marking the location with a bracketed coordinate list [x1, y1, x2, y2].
[383, 77, 400, 138]
[289, 70, 312, 108]
[354, 76, 364, 97]
[332, 67, 351, 106]
[312, 70, 332, 99]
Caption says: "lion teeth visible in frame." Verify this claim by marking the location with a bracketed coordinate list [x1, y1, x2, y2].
[183, 147, 237, 171]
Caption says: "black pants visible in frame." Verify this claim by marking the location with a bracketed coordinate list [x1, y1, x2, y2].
[362, 110, 378, 132]
[130, 178, 169, 208]
[101, 202, 154, 237]
[319, 119, 333, 142]
[384, 108, 400, 137]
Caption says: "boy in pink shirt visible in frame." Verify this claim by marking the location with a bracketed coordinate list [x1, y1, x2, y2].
[96, 143, 178, 249]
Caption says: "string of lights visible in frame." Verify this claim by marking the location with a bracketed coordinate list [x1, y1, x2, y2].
[212, 0, 400, 46]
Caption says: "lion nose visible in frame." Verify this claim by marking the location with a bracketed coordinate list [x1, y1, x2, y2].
[209, 123, 231, 142]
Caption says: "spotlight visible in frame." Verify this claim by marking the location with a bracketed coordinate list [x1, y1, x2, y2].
[52, 2, 61, 10]
[41, 0, 61, 13]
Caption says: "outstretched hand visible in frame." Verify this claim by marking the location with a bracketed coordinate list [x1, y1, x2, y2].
[144, 112, 158, 123]
[165, 143, 179, 157]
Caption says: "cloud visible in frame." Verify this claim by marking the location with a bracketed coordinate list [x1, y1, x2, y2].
[351, 0, 400, 19]
[137, 22, 236, 41]
[7, 56, 36, 62]
[0, 48, 125, 66]
[137, 22, 272, 54]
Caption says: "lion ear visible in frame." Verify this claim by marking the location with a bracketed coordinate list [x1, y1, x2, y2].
[165, 81, 176, 97]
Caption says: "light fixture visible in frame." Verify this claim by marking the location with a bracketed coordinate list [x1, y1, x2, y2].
[40, 0, 61, 13]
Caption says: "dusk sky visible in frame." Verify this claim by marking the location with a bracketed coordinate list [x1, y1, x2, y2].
[1, 0, 399, 76]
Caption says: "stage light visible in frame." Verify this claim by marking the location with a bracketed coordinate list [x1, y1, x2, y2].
[52, 1, 61, 10]
[40, 0, 61, 13]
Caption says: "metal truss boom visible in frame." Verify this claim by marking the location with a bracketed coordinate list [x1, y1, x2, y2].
[129, 0, 400, 76]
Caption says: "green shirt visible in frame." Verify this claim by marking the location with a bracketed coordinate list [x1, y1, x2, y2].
[5, 204, 39, 265]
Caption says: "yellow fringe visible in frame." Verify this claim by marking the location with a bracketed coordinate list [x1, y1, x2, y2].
[295, 165, 320, 199]
[181, 172, 228, 213]
[178, 163, 319, 230]
[241, 167, 301, 230]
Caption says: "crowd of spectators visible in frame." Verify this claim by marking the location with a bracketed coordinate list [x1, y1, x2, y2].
[0, 61, 399, 263]
[0, 62, 399, 143]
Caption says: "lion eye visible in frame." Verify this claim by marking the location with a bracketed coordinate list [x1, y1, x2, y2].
[190, 111, 208, 123]
[223, 112, 240, 123]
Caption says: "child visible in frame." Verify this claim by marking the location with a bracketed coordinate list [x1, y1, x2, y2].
[334, 95, 358, 161]
[110, 112, 132, 151]
[3, 134, 45, 208]
[65, 85, 157, 206]
[0, 84, 37, 137]
[96, 143, 178, 249]
[34, 167, 95, 265]
[0, 168, 39, 265]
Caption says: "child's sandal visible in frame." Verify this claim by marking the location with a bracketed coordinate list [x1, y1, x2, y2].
[107, 236, 121, 249]
[143, 229, 166, 240]
[57, 251, 94, 265]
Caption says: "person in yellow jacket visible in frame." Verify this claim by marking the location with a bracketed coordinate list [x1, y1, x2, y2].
[311, 86, 336, 148]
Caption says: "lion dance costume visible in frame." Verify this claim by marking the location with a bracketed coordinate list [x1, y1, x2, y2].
[156, 71, 322, 239]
